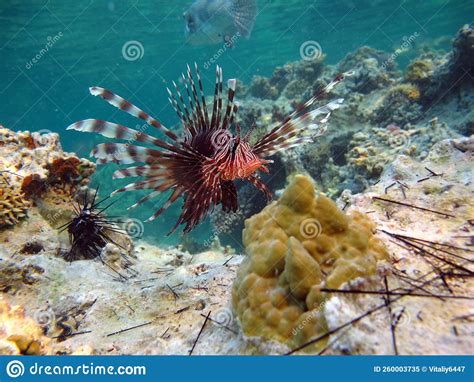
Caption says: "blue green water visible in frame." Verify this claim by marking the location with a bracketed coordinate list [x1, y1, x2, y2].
[1, 0, 472, 245]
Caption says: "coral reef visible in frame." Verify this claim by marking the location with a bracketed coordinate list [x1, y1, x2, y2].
[0, 127, 133, 262]
[337, 46, 395, 94]
[1, 24, 473, 356]
[0, 184, 31, 228]
[371, 84, 422, 126]
[409, 24, 474, 104]
[232, 175, 388, 351]
[324, 136, 474, 355]
[0, 126, 95, 201]
[213, 25, 472, 246]
[0, 126, 471, 354]
[0, 297, 53, 355]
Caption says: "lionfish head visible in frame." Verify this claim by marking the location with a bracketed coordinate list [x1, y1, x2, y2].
[219, 137, 271, 181]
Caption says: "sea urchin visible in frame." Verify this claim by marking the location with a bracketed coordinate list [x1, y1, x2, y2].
[60, 188, 123, 261]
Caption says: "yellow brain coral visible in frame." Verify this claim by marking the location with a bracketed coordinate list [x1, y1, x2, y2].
[232, 175, 388, 351]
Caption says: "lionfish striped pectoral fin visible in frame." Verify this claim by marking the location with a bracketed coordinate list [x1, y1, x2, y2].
[89, 86, 178, 141]
[253, 98, 344, 157]
[252, 71, 353, 158]
[66, 119, 177, 153]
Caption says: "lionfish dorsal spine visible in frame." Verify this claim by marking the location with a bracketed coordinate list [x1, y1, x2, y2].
[210, 66, 221, 130]
[186, 64, 206, 130]
[167, 84, 187, 125]
[194, 63, 210, 127]
[214, 66, 224, 130]
[221, 78, 237, 132]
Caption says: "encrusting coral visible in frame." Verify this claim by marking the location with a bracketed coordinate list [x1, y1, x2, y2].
[0, 184, 31, 228]
[0, 126, 95, 201]
[0, 297, 52, 355]
[232, 175, 388, 351]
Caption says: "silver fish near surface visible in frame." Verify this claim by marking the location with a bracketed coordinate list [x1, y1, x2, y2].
[184, 0, 257, 46]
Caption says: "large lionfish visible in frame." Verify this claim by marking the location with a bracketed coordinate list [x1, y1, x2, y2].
[67, 64, 349, 234]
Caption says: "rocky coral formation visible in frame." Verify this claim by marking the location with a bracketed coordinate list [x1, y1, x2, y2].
[0, 235, 248, 354]
[0, 184, 31, 227]
[323, 136, 474, 355]
[370, 84, 422, 126]
[0, 126, 95, 201]
[0, 297, 53, 355]
[212, 25, 472, 245]
[403, 24, 473, 106]
[0, 126, 133, 263]
[0, 127, 249, 354]
[337, 46, 396, 94]
[0, 127, 471, 355]
[232, 175, 388, 351]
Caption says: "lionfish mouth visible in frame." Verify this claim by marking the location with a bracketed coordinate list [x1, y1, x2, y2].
[66, 64, 350, 234]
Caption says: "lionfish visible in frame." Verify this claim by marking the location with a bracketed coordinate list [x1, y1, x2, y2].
[67, 64, 349, 234]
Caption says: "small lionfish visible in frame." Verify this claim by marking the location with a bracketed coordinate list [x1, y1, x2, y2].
[67, 65, 349, 234]
[184, 0, 257, 45]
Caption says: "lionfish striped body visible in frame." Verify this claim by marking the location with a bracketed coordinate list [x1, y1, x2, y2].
[67, 64, 349, 234]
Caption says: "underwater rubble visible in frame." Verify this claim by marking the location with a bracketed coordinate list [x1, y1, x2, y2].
[0, 25, 473, 355]
[0, 127, 472, 354]
[0, 128, 247, 355]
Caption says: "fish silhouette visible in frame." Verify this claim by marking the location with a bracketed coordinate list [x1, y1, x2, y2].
[184, 0, 257, 46]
